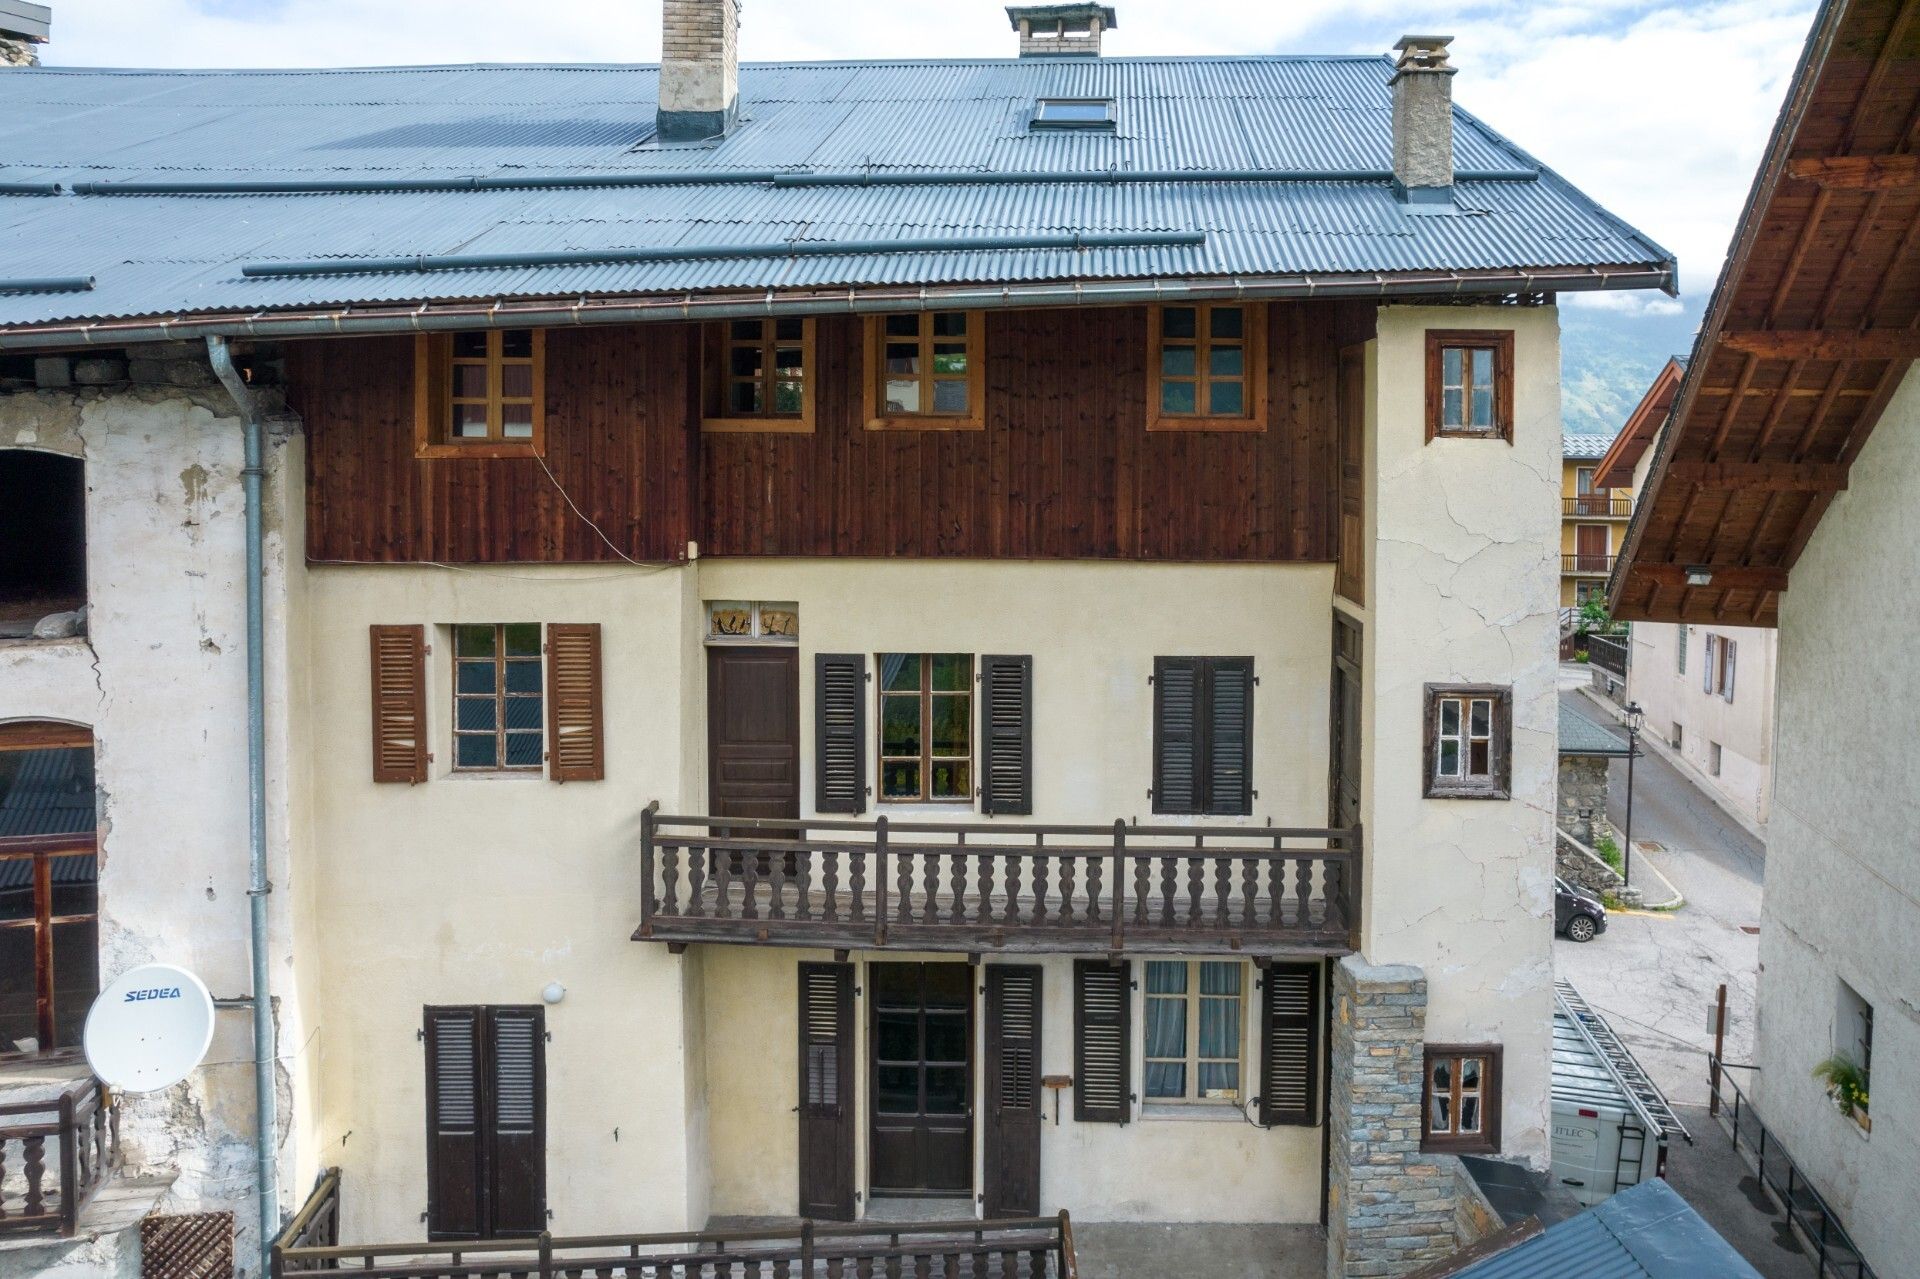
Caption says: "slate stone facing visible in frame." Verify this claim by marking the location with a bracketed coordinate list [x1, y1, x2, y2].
[1326, 957, 1458, 1279]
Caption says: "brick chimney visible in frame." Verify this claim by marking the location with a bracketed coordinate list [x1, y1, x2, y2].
[1, 1, 51, 67]
[1390, 35, 1456, 206]
[657, 0, 740, 143]
[1006, 5, 1115, 58]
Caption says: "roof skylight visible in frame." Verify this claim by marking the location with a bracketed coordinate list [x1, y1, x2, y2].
[1031, 98, 1116, 131]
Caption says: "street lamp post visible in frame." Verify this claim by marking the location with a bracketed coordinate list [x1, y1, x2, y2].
[1622, 701, 1644, 889]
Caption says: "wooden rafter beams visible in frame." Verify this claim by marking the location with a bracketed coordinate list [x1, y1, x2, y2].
[1665, 461, 1849, 491]
[1787, 155, 1920, 189]
[1719, 329, 1920, 360]
[1634, 564, 1790, 593]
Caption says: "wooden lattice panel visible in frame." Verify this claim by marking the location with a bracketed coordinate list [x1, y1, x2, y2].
[140, 1211, 234, 1279]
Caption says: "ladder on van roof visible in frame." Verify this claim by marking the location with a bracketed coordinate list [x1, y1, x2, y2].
[1555, 980, 1692, 1148]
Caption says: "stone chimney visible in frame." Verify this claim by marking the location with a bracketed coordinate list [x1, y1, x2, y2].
[657, 0, 740, 143]
[1390, 35, 1456, 205]
[1006, 5, 1115, 58]
[1, 1, 51, 67]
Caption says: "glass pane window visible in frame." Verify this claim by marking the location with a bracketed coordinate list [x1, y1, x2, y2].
[1424, 1048, 1498, 1150]
[441, 329, 540, 445]
[870, 313, 979, 425]
[0, 732, 100, 1054]
[1434, 695, 1495, 782]
[877, 653, 973, 802]
[452, 623, 544, 773]
[1154, 304, 1255, 423]
[710, 319, 809, 421]
[1144, 959, 1245, 1103]
[1437, 340, 1502, 434]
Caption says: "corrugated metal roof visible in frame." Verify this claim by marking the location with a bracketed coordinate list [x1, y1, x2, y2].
[1450, 1179, 1761, 1279]
[1564, 431, 1617, 459]
[0, 745, 94, 838]
[0, 56, 1674, 332]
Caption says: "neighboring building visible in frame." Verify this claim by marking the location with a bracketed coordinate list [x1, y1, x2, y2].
[1560, 432, 1631, 610]
[0, 4, 1676, 1278]
[1614, 1, 1918, 1272]
[1556, 705, 1630, 848]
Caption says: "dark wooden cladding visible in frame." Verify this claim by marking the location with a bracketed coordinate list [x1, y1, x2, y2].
[291, 302, 1353, 565]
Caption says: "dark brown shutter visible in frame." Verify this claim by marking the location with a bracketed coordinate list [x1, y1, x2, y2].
[424, 1006, 484, 1240]
[545, 623, 604, 782]
[984, 965, 1042, 1215]
[371, 624, 429, 784]
[1073, 960, 1131, 1124]
[484, 1007, 546, 1237]
[1205, 658, 1254, 816]
[1152, 657, 1200, 815]
[797, 962, 856, 1219]
[814, 654, 866, 814]
[979, 655, 1033, 816]
[1258, 962, 1322, 1127]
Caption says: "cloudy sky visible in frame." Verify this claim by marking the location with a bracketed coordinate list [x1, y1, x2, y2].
[36, 0, 1818, 310]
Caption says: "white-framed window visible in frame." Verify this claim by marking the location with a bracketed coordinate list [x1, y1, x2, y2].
[1143, 959, 1245, 1104]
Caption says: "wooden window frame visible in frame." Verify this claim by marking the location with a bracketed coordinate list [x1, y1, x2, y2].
[451, 623, 544, 774]
[414, 330, 547, 459]
[1421, 1044, 1502, 1153]
[877, 653, 974, 804]
[700, 318, 817, 434]
[0, 723, 97, 1057]
[1142, 959, 1247, 1106]
[1423, 683, 1512, 800]
[1147, 303, 1269, 432]
[1424, 329, 1514, 442]
[863, 312, 986, 431]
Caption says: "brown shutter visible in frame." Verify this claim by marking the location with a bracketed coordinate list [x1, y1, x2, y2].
[1258, 962, 1322, 1127]
[424, 1006, 484, 1240]
[814, 654, 866, 814]
[1205, 658, 1254, 817]
[545, 623, 604, 782]
[984, 965, 1043, 1215]
[1073, 960, 1131, 1124]
[483, 1007, 546, 1237]
[979, 655, 1033, 816]
[1335, 344, 1366, 605]
[1152, 657, 1200, 815]
[797, 962, 856, 1220]
[371, 624, 429, 784]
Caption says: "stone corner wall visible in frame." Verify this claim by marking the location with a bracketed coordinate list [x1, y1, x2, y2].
[1326, 957, 1457, 1279]
[1555, 755, 1610, 846]
[1554, 828, 1623, 899]
[1452, 1160, 1502, 1244]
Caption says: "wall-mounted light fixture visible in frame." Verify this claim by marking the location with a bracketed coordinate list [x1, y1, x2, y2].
[541, 982, 566, 1005]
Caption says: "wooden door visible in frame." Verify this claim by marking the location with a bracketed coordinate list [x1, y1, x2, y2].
[869, 963, 973, 1197]
[983, 966, 1042, 1216]
[424, 1006, 545, 1241]
[798, 962, 856, 1220]
[1575, 524, 1609, 571]
[707, 647, 800, 824]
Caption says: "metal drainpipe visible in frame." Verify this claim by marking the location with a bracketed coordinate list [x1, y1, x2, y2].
[206, 335, 281, 1274]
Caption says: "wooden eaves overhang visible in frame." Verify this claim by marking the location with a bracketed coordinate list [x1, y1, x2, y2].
[1594, 356, 1684, 490]
[1610, 0, 1920, 627]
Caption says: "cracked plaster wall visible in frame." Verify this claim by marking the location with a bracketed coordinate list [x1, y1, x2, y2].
[1348, 305, 1560, 1170]
[0, 383, 316, 1273]
[1756, 364, 1920, 1273]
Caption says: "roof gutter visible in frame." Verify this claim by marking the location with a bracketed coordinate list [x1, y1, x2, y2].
[0, 263, 1675, 351]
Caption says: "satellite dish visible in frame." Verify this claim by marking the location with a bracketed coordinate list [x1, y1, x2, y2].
[83, 963, 216, 1093]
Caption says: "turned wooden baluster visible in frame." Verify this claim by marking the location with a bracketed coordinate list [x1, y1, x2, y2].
[1133, 854, 1151, 926]
[1295, 846, 1314, 930]
[23, 1133, 46, 1218]
[922, 850, 940, 923]
[741, 848, 761, 920]
[1085, 855, 1103, 925]
[976, 852, 995, 926]
[1186, 844, 1205, 927]
[848, 845, 866, 924]
[768, 850, 790, 921]
[1031, 836, 1049, 925]
[1004, 853, 1024, 927]
[1159, 855, 1178, 927]
[1242, 855, 1260, 929]
[797, 848, 815, 921]
[816, 847, 833, 923]
[1213, 857, 1232, 927]
[949, 837, 968, 926]
[897, 847, 914, 926]
[658, 841, 680, 916]
[687, 843, 709, 918]
[1058, 849, 1076, 926]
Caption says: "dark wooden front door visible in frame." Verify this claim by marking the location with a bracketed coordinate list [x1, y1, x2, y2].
[870, 963, 973, 1197]
[983, 966, 1042, 1216]
[708, 646, 800, 824]
[798, 962, 856, 1220]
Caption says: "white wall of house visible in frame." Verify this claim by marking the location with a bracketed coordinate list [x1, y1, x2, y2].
[1756, 365, 1920, 1274]
[1628, 621, 1775, 830]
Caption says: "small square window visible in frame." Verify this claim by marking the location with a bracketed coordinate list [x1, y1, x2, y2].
[864, 314, 984, 431]
[1424, 684, 1511, 799]
[1425, 330, 1514, 442]
[1032, 98, 1115, 130]
[1148, 304, 1267, 432]
[415, 330, 546, 457]
[1422, 1045, 1501, 1152]
[701, 319, 816, 433]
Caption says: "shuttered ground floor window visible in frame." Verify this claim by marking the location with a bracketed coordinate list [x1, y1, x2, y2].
[424, 1005, 546, 1240]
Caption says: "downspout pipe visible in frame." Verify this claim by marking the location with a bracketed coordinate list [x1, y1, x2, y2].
[206, 335, 281, 1274]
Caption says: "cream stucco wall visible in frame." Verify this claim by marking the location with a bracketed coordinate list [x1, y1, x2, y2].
[1628, 621, 1775, 829]
[1353, 305, 1560, 1168]
[1755, 365, 1920, 1274]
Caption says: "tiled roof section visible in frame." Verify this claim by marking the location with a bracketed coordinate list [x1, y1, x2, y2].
[0, 56, 1674, 332]
[1563, 431, 1617, 459]
[1558, 704, 1631, 757]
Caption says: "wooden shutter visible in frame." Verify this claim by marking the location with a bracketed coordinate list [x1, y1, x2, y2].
[984, 965, 1042, 1215]
[370, 624, 429, 784]
[484, 1007, 546, 1237]
[814, 654, 866, 814]
[1335, 345, 1366, 605]
[1205, 658, 1254, 816]
[1258, 962, 1322, 1127]
[797, 962, 856, 1219]
[545, 623, 604, 782]
[424, 1007, 484, 1240]
[1152, 658, 1200, 815]
[1073, 960, 1131, 1124]
[979, 655, 1033, 816]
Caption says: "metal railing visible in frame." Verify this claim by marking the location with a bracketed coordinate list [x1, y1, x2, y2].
[1562, 553, 1616, 574]
[638, 806, 1361, 955]
[1585, 633, 1630, 678]
[0, 1075, 119, 1238]
[1707, 1058, 1876, 1279]
[1563, 496, 1633, 518]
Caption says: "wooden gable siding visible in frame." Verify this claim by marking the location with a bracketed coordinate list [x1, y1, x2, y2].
[295, 302, 1349, 564]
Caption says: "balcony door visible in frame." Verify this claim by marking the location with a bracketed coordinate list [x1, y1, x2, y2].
[869, 963, 973, 1198]
[1575, 524, 1609, 572]
[707, 646, 800, 829]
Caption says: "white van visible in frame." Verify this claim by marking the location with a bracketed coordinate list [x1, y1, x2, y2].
[1551, 982, 1691, 1207]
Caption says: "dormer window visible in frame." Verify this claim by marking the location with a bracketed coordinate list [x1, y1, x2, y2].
[1032, 98, 1115, 130]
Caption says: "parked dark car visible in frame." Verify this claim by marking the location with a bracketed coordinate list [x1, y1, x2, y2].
[1555, 877, 1608, 943]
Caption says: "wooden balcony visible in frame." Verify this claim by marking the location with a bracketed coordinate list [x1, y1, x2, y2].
[1562, 553, 1615, 575]
[0, 1075, 119, 1238]
[1563, 496, 1633, 518]
[636, 807, 1360, 956]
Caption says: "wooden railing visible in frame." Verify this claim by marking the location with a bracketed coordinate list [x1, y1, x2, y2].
[271, 1165, 343, 1266]
[0, 1075, 118, 1237]
[1563, 496, 1633, 518]
[1562, 553, 1615, 574]
[638, 808, 1360, 955]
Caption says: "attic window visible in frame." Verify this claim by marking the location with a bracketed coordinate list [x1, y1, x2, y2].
[1032, 98, 1115, 130]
